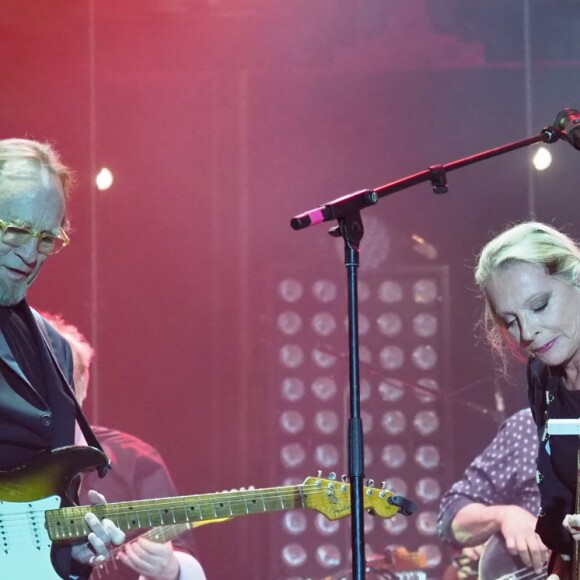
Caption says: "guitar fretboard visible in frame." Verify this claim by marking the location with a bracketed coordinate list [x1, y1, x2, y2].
[46, 484, 305, 541]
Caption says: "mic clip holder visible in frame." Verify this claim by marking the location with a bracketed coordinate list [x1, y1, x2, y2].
[541, 124, 564, 144]
[428, 165, 448, 194]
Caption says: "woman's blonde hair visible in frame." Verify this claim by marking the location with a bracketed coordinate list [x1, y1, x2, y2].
[475, 221, 580, 366]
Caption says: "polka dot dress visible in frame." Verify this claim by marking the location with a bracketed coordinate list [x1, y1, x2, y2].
[437, 408, 540, 546]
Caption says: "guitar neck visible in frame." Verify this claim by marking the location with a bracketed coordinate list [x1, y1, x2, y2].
[47, 484, 305, 541]
[46, 472, 403, 542]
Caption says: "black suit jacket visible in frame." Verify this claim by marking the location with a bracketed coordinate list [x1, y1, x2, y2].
[0, 304, 77, 471]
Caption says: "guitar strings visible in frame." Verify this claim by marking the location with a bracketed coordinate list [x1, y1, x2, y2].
[74, 485, 395, 526]
[0, 483, 397, 536]
[496, 565, 548, 580]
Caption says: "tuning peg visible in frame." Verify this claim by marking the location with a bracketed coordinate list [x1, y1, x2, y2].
[380, 481, 389, 498]
[317, 470, 322, 478]
[367, 479, 375, 488]
[341, 474, 348, 483]
[328, 472, 337, 481]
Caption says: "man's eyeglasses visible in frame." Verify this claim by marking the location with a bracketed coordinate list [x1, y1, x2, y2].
[0, 219, 70, 255]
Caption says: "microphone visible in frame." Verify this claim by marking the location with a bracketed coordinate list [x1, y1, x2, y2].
[411, 234, 438, 261]
[554, 108, 580, 150]
[290, 189, 378, 230]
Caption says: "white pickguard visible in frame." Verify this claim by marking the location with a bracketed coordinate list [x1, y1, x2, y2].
[0, 495, 63, 579]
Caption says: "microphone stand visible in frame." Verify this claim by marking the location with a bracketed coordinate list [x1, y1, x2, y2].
[290, 122, 565, 580]
[335, 213, 366, 580]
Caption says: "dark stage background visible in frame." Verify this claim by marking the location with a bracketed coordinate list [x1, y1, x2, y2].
[2, 1, 580, 578]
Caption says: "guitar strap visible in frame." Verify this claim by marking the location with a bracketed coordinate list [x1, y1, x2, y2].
[69, 394, 111, 478]
[527, 357, 551, 429]
[31, 309, 111, 478]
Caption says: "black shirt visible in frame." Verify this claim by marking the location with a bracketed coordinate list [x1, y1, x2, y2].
[548, 379, 580, 493]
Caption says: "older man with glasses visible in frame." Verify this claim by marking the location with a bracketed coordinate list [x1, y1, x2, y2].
[0, 138, 124, 579]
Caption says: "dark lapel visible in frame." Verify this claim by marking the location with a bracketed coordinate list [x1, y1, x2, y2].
[0, 324, 32, 385]
[0, 312, 48, 410]
[30, 308, 75, 400]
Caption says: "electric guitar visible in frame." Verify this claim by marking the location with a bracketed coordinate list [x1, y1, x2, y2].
[0, 445, 411, 578]
[478, 533, 548, 580]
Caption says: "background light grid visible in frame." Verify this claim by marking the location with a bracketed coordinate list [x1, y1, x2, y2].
[267, 260, 453, 580]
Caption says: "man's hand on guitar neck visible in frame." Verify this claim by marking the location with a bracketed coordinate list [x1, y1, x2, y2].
[71, 490, 126, 567]
[114, 484, 252, 580]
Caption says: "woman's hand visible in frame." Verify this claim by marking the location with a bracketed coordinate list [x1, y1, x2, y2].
[71, 490, 126, 566]
[499, 505, 549, 574]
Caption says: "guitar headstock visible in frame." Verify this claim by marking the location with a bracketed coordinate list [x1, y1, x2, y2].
[301, 473, 413, 521]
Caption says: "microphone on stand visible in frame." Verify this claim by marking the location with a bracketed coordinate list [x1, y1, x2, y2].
[554, 108, 580, 150]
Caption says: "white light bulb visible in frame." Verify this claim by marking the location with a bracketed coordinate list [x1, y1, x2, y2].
[96, 167, 114, 190]
[533, 146, 552, 171]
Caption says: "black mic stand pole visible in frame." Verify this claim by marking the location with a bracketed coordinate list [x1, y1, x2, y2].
[290, 123, 565, 580]
[334, 211, 367, 580]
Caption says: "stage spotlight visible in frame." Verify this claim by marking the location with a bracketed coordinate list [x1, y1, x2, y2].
[95, 167, 114, 190]
[532, 146, 552, 171]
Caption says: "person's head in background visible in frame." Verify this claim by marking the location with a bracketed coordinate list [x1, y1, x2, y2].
[0, 139, 72, 306]
[40, 311, 93, 406]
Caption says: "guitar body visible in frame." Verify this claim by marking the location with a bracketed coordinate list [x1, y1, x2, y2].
[479, 533, 547, 580]
[0, 494, 63, 579]
[0, 446, 107, 578]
